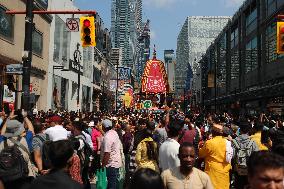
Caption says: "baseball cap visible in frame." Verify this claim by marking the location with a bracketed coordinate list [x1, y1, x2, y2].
[102, 119, 112, 128]
[49, 115, 62, 123]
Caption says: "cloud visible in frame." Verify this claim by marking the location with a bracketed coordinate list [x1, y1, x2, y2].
[150, 30, 156, 39]
[224, 0, 245, 8]
[144, 0, 180, 9]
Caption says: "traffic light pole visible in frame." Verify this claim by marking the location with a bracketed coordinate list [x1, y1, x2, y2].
[22, 0, 34, 111]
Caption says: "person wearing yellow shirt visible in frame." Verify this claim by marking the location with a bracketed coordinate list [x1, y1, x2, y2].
[135, 125, 159, 172]
[199, 123, 231, 189]
[250, 122, 268, 150]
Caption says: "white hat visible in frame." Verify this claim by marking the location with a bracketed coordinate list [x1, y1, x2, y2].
[32, 108, 38, 115]
[88, 121, 95, 127]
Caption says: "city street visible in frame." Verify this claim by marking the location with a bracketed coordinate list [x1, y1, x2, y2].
[0, 0, 283, 189]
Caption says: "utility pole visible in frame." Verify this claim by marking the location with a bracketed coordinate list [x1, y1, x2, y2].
[22, 0, 34, 111]
[116, 64, 119, 112]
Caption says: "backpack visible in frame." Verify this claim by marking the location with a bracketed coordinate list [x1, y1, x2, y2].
[0, 137, 29, 182]
[232, 139, 254, 176]
[34, 134, 52, 170]
[74, 134, 93, 170]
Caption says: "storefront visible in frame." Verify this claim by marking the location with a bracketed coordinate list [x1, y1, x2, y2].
[82, 85, 91, 112]
[51, 75, 69, 110]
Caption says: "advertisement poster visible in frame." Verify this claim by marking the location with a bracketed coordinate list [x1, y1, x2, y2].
[3, 85, 15, 103]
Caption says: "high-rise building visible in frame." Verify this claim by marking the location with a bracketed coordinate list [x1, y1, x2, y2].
[111, 0, 142, 69]
[164, 50, 175, 92]
[136, 20, 150, 87]
[176, 16, 230, 94]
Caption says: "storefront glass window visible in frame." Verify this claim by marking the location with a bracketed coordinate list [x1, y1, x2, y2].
[0, 6, 14, 41]
[82, 85, 91, 112]
[52, 75, 69, 110]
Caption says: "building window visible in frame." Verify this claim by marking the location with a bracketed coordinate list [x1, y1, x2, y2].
[231, 50, 239, 79]
[53, 15, 70, 67]
[0, 6, 14, 41]
[245, 37, 258, 73]
[32, 29, 43, 56]
[246, 8, 257, 35]
[278, 0, 284, 7]
[267, 0, 276, 16]
[83, 47, 92, 79]
[231, 27, 238, 49]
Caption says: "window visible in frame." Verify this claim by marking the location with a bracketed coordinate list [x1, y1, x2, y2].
[267, 0, 276, 16]
[245, 37, 258, 73]
[32, 29, 43, 56]
[246, 8, 257, 35]
[83, 47, 92, 79]
[231, 27, 238, 49]
[278, 0, 284, 6]
[231, 50, 239, 79]
[53, 15, 70, 67]
[0, 6, 14, 41]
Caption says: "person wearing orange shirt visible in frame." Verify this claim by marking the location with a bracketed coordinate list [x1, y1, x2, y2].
[199, 123, 231, 189]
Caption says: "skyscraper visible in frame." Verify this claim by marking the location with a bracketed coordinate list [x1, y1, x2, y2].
[176, 16, 230, 94]
[111, 0, 143, 69]
[164, 50, 175, 92]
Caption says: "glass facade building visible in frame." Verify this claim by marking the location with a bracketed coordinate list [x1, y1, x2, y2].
[176, 16, 230, 94]
[201, 0, 284, 114]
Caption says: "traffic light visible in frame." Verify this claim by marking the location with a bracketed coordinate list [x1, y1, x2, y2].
[80, 16, 96, 47]
[277, 21, 284, 54]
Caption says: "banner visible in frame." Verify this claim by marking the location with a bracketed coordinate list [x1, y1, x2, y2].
[118, 67, 131, 82]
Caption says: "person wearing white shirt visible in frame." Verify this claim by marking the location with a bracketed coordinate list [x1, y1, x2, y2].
[159, 120, 183, 172]
[44, 115, 69, 141]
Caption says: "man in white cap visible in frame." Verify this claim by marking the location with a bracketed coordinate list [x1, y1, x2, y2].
[101, 119, 122, 189]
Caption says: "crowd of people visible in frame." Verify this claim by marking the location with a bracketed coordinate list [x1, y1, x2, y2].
[0, 107, 283, 189]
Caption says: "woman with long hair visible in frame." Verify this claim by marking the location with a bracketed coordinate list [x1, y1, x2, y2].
[135, 121, 159, 172]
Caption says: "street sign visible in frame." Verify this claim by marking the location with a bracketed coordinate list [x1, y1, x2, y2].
[6, 64, 23, 74]
[66, 18, 79, 32]
[143, 100, 152, 109]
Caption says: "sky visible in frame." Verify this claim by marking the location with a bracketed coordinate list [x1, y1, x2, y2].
[74, 0, 245, 58]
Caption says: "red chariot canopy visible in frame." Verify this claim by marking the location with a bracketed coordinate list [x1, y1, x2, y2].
[141, 57, 169, 94]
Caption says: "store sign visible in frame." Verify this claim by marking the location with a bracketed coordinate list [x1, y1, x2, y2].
[69, 59, 83, 74]
[118, 67, 132, 81]
[6, 64, 23, 74]
[143, 100, 152, 109]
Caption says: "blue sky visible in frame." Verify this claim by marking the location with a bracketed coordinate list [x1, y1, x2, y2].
[75, 0, 245, 58]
